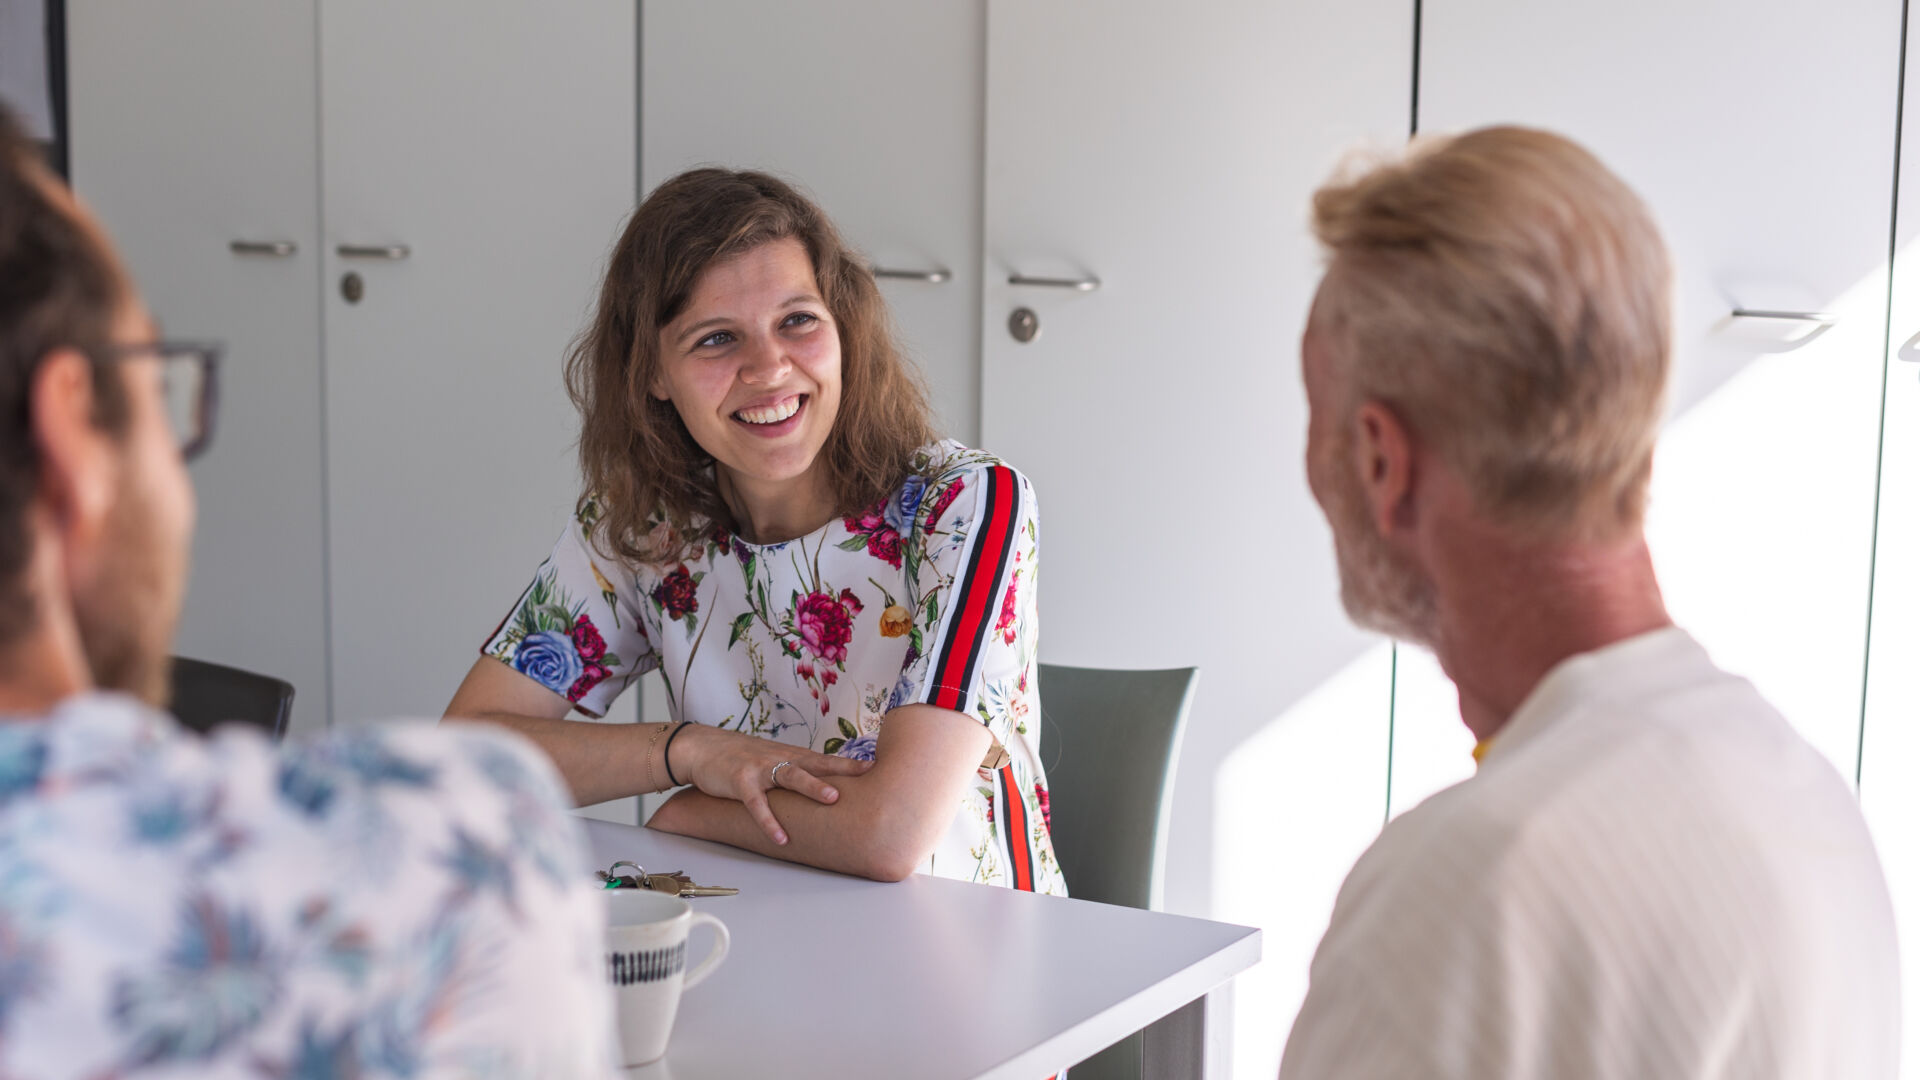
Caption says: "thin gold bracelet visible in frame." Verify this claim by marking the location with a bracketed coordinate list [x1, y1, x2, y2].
[643, 722, 671, 793]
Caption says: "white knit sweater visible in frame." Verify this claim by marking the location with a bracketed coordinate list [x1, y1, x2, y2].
[1281, 628, 1900, 1079]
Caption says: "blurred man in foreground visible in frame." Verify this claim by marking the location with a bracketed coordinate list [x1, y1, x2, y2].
[0, 104, 615, 1076]
[1283, 126, 1899, 1078]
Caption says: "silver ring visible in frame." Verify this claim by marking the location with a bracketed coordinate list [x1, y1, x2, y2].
[769, 760, 794, 787]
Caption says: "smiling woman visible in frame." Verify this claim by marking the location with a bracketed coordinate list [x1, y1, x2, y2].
[444, 170, 1064, 893]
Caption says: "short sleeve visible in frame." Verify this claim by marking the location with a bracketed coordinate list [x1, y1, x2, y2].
[482, 506, 660, 718]
[894, 462, 1039, 748]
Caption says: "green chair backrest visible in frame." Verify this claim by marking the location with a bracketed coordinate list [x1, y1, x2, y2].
[1038, 663, 1199, 1080]
[1038, 663, 1199, 912]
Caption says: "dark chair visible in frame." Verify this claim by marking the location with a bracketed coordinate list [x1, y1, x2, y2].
[168, 656, 295, 739]
[1039, 663, 1200, 1080]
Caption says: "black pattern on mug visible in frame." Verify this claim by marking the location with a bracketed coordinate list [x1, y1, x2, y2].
[608, 942, 688, 986]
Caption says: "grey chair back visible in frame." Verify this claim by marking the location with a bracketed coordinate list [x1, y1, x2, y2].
[1038, 662, 1198, 912]
[169, 656, 295, 739]
[1038, 663, 1199, 1080]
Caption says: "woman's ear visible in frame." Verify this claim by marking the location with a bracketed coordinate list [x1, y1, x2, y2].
[647, 358, 673, 403]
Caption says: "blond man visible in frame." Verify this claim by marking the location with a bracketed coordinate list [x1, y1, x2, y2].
[1282, 127, 1899, 1078]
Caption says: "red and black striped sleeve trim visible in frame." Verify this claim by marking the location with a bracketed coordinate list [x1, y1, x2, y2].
[996, 764, 1036, 892]
[925, 465, 1022, 713]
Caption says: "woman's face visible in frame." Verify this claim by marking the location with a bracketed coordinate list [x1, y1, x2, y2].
[653, 237, 844, 493]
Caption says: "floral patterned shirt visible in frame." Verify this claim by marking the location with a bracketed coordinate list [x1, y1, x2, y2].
[484, 440, 1064, 895]
[0, 693, 618, 1079]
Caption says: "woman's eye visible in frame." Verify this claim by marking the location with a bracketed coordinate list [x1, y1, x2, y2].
[697, 331, 734, 348]
[783, 312, 819, 329]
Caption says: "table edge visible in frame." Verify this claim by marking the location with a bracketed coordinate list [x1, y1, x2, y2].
[973, 925, 1264, 1080]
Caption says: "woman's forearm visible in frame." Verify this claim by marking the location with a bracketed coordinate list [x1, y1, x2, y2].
[647, 778, 930, 881]
[647, 704, 991, 882]
[445, 656, 680, 806]
[445, 711, 676, 807]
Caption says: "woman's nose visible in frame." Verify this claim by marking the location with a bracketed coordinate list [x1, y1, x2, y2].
[738, 338, 792, 384]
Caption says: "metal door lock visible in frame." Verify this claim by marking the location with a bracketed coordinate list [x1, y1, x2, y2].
[340, 271, 364, 304]
[1009, 307, 1040, 343]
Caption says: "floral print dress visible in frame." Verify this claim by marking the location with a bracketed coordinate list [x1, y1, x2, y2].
[484, 440, 1065, 895]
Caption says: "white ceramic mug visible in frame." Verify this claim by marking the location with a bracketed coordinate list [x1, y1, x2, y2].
[603, 889, 730, 1067]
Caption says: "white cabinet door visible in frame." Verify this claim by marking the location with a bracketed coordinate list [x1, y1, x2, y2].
[67, 1, 332, 734]
[1392, 0, 1902, 813]
[981, 3, 1410, 1075]
[1860, 9, 1920, 1074]
[640, 0, 985, 442]
[319, 1, 635, 725]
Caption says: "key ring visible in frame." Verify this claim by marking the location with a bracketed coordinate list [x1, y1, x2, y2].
[601, 860, 646, 889]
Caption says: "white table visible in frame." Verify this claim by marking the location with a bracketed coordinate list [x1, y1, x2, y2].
[581, 820, 1262, 1079]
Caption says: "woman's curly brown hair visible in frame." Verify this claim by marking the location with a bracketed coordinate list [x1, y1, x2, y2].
[566, 169, 937, 567]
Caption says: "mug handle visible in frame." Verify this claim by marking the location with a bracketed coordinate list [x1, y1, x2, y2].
[681, 912, 730, 991]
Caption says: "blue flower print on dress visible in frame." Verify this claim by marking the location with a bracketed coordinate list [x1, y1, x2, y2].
[513, 629, 584, 693]
[111, 894, 282, 1066]
[838, 734, 878, 762]
[886, 474, 928, 535]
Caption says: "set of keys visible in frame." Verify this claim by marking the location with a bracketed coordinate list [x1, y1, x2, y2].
[598, 860, 739, 898]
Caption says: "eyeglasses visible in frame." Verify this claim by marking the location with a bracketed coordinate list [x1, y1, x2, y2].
[94, 341, 223, 462]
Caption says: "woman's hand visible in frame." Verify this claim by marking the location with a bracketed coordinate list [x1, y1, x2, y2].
[666, 724, 873, 845]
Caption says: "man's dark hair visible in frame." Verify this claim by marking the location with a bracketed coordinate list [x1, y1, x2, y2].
[0, 102, 130, 638]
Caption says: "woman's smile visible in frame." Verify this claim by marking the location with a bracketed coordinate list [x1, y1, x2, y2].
[733, 392, 808, 434]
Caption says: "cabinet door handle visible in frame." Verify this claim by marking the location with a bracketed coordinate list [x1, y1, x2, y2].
[1730, 307, 1837, 327]
[1010, 272, 1100, 292]
[336, 243, 411, 260]
[230, 240, 297, 257]
[871, 265, 951, 284]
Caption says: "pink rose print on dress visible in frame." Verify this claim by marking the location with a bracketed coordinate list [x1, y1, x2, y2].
[571, 614, 607, 662]
[925, 477, 965, 529]
[567, 662, 611, 704]
[564, 614, 613, 701]
[1035, 782, 1052, 829]
[864, 529, 902, 567]
[796, 591, 854, 664]
[995, 575, 1020, 645]
[652, 565, 699, 620]
[840, 505, 904, 569]
[838, 587, 864, 616]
